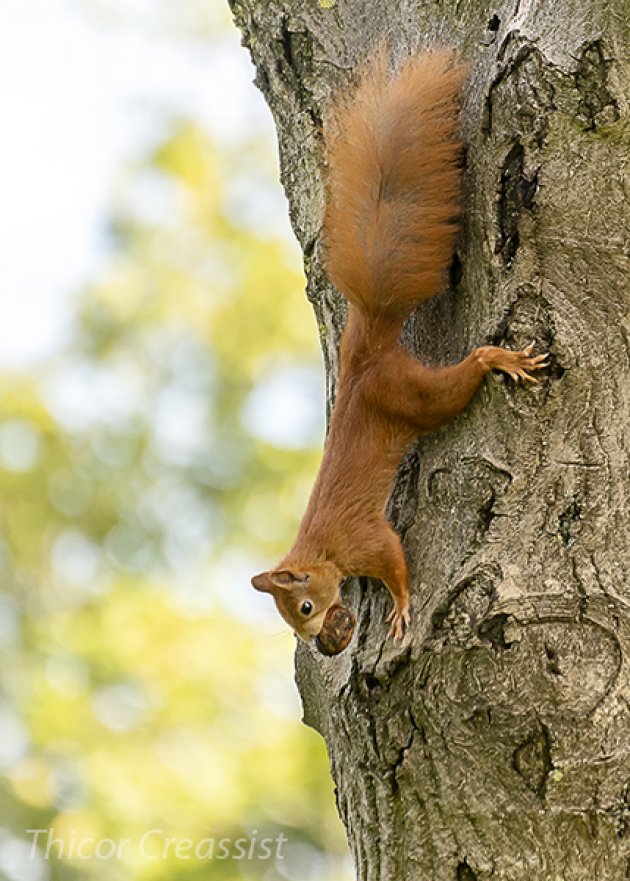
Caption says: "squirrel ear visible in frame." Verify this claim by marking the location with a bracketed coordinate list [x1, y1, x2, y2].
[251, 572, 274, 593]
[270, 569, 305, 588]
[252, 569, 307, 592]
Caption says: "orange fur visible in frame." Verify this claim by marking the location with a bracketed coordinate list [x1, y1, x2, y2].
[252, 49, 548, 645]
[323, 50, 464, 318]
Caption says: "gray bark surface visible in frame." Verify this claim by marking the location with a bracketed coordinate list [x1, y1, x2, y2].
[229, 1, 630, 878]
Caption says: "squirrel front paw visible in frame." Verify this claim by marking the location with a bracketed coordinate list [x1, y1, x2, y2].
[386, 603, 411, 640]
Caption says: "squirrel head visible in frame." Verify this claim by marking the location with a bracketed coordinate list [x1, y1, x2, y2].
[251, 562, 342, 640]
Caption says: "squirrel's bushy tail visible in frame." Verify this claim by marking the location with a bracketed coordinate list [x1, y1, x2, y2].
[322, 49, 465, 320]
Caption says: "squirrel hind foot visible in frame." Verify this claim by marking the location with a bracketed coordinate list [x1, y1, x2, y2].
[476, 344, 549, 384]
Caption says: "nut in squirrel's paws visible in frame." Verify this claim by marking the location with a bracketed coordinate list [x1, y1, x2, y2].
[386, 604, 411, 641]
[315, 604, 355, 656]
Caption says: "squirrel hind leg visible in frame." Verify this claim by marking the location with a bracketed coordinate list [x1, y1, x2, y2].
[365, 349, 485, 433]
[369, 345, 548, 435]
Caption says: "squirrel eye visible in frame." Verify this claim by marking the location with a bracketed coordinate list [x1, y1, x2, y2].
[300, 601, 313, 616]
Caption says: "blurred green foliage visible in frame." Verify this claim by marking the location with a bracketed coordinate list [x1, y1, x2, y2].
[0, 5, 351, 880]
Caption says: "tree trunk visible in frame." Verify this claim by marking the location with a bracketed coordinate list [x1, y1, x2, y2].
[229, 2, 630, 878]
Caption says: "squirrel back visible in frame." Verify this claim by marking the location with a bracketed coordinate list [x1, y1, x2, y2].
[322, 49, 465, 321]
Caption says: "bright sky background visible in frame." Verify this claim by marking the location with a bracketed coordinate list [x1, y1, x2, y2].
[0, 0, 288, 366]
[0, 0, 325, 630]
[0, 11, 349, 879]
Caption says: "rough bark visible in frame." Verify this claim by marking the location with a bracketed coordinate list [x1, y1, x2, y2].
[228, 1, 630, 878]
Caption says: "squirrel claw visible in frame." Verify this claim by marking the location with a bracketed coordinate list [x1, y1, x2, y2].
[387, 605, 411, 640]
[490, 343, 549, 385]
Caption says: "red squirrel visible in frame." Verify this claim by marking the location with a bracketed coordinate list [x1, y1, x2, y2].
[251, 49, 547, 648]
